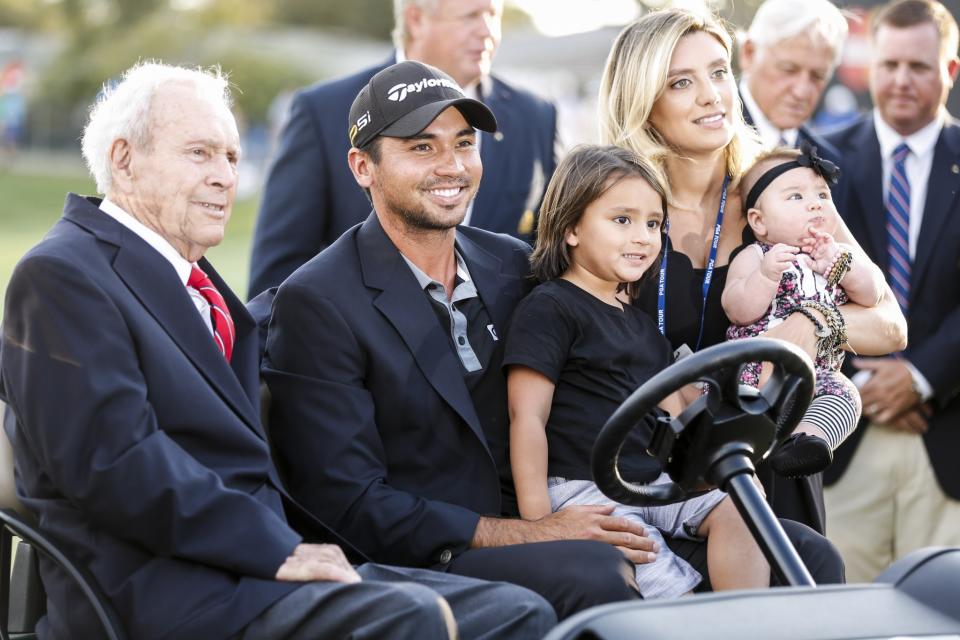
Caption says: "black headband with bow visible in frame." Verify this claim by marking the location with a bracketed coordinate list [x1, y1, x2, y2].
[744, 141, 841, 212]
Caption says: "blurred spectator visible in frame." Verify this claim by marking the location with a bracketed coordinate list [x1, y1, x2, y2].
[738, 0, 847, 162]
[247, 0, 558, 300]
[0, 60, 26, 160]
[824, 0, 960, 582]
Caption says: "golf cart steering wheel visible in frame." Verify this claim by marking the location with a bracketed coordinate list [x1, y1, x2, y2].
[592, 338, 815, 507]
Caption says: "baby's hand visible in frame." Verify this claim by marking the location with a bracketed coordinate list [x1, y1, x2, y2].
[802, 229, 839, 275]
[761, 244, 799, 283]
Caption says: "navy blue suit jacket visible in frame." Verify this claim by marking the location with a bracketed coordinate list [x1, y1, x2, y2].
[824, 115, 960, 500]
[247, 58, 557, 300]
[0, 195, 362, 639]
[261, 214, 532, 568]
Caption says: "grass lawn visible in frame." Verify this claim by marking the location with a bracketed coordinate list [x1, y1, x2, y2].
[0, 169, 259, 313]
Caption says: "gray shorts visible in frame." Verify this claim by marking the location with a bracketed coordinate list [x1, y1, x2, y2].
[547, 475, 727, 599]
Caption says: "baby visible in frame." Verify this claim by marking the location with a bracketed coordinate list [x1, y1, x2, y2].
[722, 144, 885, 477]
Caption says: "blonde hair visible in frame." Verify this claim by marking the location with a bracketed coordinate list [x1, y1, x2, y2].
[599, 8, 760, 185]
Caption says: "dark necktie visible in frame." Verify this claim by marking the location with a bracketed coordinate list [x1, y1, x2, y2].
[886, 143, 912, 314]
[188, 266, 235, 362]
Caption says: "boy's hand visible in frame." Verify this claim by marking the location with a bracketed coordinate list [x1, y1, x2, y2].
[761, 244, 799, 283]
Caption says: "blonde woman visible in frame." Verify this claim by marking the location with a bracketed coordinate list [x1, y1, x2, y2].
[597, 7, 905, 574]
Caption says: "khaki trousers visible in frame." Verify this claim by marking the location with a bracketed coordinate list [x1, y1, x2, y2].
[824, 422, 960, 583]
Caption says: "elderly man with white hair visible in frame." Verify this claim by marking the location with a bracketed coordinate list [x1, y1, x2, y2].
[0, 60, 555, 640]
[739, 0, 849, 160]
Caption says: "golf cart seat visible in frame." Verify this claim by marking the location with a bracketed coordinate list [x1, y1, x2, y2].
[0, 401, 127, 640]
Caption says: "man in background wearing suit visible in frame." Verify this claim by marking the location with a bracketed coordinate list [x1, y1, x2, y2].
[739, 0, 847, 162]
[0, 61, 554, 639]
[824, 0, 960, 582]
[247, 0, 557, 299]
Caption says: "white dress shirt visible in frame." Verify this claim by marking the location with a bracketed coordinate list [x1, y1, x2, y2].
[856, 110, 945, 401]
[99, 199, 214, 334]
[739, 80, 799, 149]
[873, 108, 944, 259]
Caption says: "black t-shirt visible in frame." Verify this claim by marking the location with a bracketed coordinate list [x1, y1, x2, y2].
[503, 279, 672, 481]
[633, 250, 731, 352]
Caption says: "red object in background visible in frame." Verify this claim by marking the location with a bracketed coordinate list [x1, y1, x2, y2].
[837, 6, 871, 94]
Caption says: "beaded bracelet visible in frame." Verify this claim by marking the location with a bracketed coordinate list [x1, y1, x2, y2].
[801, 299, 848, 366]
[827, 249, 853, 287]
[824, 248, 842, 278]
[792, 307, 832, 338]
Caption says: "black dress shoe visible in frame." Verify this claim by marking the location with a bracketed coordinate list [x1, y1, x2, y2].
[769, 433, 833, 478]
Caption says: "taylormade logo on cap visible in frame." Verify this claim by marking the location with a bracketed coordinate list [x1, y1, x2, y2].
[387, 77, 462, 103]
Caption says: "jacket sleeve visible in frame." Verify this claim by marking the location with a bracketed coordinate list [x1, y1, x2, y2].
[263, 281, 480, 567]
[1, 256, 301, 579]
[907, 304, 960, 407]
[248, 91, 331, 300]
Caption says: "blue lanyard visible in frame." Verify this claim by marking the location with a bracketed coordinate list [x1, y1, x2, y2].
[656, 175, 730, 352]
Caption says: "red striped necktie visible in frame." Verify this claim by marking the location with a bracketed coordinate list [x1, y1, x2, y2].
[188, 266, 235, 362]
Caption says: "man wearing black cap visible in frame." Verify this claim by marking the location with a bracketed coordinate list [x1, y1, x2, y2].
[261, 61, 645, 619]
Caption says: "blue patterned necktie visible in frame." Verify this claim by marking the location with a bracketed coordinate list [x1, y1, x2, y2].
[886, 142, 912, 313]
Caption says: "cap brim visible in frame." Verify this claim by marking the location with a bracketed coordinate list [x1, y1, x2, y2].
[380, 98, 497, 139]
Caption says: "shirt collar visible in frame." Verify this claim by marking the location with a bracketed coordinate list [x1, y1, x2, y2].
[873, 107, 944, 160]
[99, 198, 195, 286]
[740, 79, 799, 148]
[402, 248, 472, 291]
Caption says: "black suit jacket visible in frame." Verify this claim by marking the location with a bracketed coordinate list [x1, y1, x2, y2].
[824, 115, 960, 499]
[261, 214, 532, 568]
[0, 195, 361, 639]
[247, 58, 557, 299]
[741, 101, 842, 166]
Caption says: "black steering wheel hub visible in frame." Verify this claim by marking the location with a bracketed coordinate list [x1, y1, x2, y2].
[592, 338, 815, 507]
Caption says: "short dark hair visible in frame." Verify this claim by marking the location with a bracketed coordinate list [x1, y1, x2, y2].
[356, 137, 384, 203]
[531, 144, 669, 299]
[872, 0, 959, 61]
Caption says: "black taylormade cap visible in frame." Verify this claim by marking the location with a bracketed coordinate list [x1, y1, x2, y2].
[348, 60, 497, 149]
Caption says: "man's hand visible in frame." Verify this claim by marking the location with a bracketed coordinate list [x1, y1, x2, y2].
[856, 357, 921, 424]
[275, 544, 361, 583]
[887, 406, 931, 435]
[535, 505, 660, 564]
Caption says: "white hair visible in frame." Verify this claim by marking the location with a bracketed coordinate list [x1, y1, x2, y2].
[80, 61, 232, 194]
[392, 0, 439, 49]
[746, 0, 849, 66]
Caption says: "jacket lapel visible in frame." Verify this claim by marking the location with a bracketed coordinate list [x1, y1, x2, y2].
[846, 119, 887, 266]
[474, 78, 509, 231]
[63, 199, 264, 439]
[357, 215, 492, 459]
[455, 232, 521, 335]
[911, 120, 960, 290]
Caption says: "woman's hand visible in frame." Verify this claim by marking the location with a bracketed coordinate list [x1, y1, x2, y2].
[757, 311, 823, 385]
